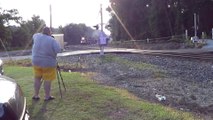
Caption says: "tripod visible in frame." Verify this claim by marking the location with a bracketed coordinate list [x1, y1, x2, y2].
[57, 64, 66, 98]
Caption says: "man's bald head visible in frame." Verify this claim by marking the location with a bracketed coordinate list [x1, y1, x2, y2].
[42, 27, 51, 36]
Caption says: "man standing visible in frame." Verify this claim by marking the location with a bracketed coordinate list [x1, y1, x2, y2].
[32, 27, 61, 101]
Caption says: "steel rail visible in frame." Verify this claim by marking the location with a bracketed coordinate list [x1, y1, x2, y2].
[140, 51, 213, 61]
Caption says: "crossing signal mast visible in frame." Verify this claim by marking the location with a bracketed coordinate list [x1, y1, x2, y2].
[93, 4, 104, 31]
[100, 4, 104, 33]
[98, 3, 107, 55]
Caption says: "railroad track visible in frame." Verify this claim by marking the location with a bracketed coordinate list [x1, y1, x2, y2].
[60, 48, 213, 61]
[140, 50, 213, 61]
[96, 48, 213, 61]
[1, 47, 213, 62]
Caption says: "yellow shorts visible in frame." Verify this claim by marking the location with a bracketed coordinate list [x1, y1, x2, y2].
[33, 66, 56, 81]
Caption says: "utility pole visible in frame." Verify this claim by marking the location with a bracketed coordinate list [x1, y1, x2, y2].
[50, 4, 52, 30]
[194, 13, 197, 37]
[99, 3, 106, 56]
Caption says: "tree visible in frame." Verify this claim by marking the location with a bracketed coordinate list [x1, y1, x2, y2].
[23, 15, 46, 35]
[108, 0, 213, 41]
[8, 15, 46, 49]
[0, 8, 21, 49]
[63, 23, 95, 45]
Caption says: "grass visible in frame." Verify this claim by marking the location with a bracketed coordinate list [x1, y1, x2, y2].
[100, 55, 156, 70]
[3, 64, 201, 120]
[100, 54, 167, 79]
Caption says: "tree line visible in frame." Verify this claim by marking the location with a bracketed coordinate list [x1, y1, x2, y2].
[108, 0, 213, 41]
[0, 7, 98, 50]
[1, 0, 213, 50]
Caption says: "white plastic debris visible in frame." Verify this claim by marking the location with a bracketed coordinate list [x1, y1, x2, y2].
[155, 94, 166, 101]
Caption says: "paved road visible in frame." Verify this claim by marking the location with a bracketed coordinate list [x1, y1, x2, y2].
[202, 39, 213, 49]
[1, 46, 213, 61]
[0, 48, 150, 61]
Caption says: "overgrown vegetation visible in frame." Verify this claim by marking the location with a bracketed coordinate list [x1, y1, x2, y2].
[101, 55, 156, 70]
[100, 54, 167, 80]
[108, 0, 213, 41]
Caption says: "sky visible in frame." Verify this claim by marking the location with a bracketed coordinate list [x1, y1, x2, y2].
[0, 0, 111, 28]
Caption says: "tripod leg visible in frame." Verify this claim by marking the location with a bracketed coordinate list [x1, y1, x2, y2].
[58, 69, 66, 92]
[57, 70, 62, 98]
[57, 65, 66, 92]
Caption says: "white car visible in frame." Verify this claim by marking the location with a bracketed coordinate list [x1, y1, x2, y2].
[0, 59, 29, 120]
[0, 75, 29, 120]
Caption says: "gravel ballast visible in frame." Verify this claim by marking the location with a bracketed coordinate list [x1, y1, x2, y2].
[2, 45, 213, 118]
[57, 53, 213, 117]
